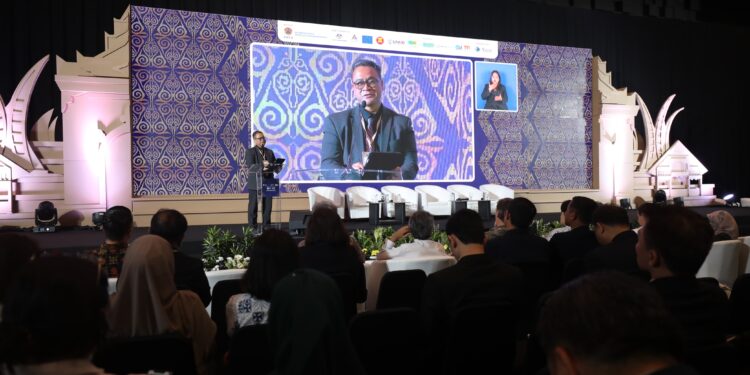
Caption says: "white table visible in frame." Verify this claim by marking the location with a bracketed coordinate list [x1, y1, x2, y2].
[363, 256, 457, 311]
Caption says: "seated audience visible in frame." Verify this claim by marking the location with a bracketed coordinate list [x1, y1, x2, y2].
[636, 206, 730, 351]
[0, 257, 109, 374]
[0, 234, 40, 316]
[268, 269, 365, 374]
[544, 200, 572, 240]
[706, 210, 739, 241]
[421, 209, 523, 364]
[108, 235, 216, 375]
[486, 197, 512, 240]
[226, 229, 299, 336]
[377, 210, 445, 260]
[485, 197, 553, 265]
[584, 204, 643, 277]
[634, 202, 657, 233]
[537, 272, 695, 375]
[150, 208, 211, 306]
[549, 196, 599, 269]
[299, 205, 367, 304]
[96, 205, 133, 279]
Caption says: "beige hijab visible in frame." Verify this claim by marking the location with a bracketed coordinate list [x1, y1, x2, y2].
[108, 234, 215, 374]
[707, 210, 739, 240]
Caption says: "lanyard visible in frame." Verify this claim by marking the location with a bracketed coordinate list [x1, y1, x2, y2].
[359, 114, 381, 151]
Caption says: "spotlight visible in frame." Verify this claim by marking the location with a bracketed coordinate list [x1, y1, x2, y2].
[34, 201, 58, 233]
[619, 198, 632, 210]
[721, 194, 739, 207]
[92, 211, 105, 228]
[723, 194, 735, 201]
[653, 190, 667, 205]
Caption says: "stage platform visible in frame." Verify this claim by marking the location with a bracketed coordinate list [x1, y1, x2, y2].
[5, 206, 750, 260]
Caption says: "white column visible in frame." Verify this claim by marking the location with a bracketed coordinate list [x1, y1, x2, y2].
[598, 104, 640, 204]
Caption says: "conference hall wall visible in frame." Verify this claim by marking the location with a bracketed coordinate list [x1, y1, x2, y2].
[131, 6, 592, 197]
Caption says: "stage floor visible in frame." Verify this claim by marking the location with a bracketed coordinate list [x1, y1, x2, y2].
[6, 206, 750, 259]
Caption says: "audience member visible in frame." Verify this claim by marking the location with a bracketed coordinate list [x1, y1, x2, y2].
[544, 200, 572, 240]
[226, 229, 299, 336]
[537, 272, 695, 375]
[0, 234, 39, 316]
[377, 210, 445, 260]
[108, 234, 216, 375]
[150, 209, 211, 306]
[486, 197, 512, 240]
[421, 209, 523, 366]
[96, 205, 133, 279]
[635, 202, 658, 233]
[549, 196, 599, 281]
[268, 269, 365, 375]
[486, 197, 553, 265]
[584, 204, 643, 278]
[0, 257, 109, 374]
[636, 206, 730, 351]
[706, 210, 739, 241]
[299, 205, 367, 304]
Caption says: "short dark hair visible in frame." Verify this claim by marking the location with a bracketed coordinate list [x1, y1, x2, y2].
[592, 204, 630, 227]
[445, 209, 485, 245]
[569, 196, 598, 225]
[560, 200, 571, 213]
[496, 198, 513, 218]
[507, 197, 537, 229]
[102, 205, 133, 242]
[537, 272, 683, 365]
[304, 205, 349, 246]
[149, 209, 188, 249]
[637, 202, 657, 218]
[409, 211, 434, 240]
[0, 257, 107, 366]
[351, 59, 382, 79]
[0, 234, 40, 302]
[642, 206, 714, 276]
[252, 130, 264, 139]
[242, 229, 299, 301]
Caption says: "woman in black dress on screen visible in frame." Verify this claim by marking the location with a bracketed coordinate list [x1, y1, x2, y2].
[481, 70, 508, 110]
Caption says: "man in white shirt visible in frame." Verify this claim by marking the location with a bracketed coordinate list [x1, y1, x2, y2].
[377, 211, 446, 259]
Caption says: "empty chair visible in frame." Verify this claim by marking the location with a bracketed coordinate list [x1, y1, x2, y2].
[730, 274, 750, 334]
[380, 185, 419, 217]
[93, 334, 196, 375]
[349, 308, 421, 375]
[307, 186, 346, 218]
[210, 279, 243, 354]
[414, 185, 453, 217]
[479, 184, 514, 213]
[346, 186, 383, 219]
[226, 324, 273, 375]
[439, 303, 517, 374]
[696, 240, 742, 286]
[447, 184, 485, 211]
[376, 269, 427, 310]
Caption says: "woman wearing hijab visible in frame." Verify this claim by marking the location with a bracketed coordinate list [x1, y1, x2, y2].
[706, 210, 739, 241]
[268, 269, 365, 375]
[107, 234, 216, 375]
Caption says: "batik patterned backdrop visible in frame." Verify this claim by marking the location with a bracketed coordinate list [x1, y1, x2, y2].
[251, 44, 474, 182]
[130, 6, 592, 196]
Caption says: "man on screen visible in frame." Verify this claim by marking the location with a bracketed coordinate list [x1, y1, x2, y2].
[321, 59, 419, 180]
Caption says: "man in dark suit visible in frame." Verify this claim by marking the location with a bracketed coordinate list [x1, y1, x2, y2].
[420, 209, 523, 368]
[584, 204, 644, 278]
[246, 130, 276, 228]
[486, 197, 553, 265]
[150, 209, 211, 307]
[636, 206, 729, 353]
[321, 59, 418, 180]
[549, 196, 599, 282]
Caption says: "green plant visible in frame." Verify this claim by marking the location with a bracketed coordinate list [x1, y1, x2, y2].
[531, 219, 565, 239]
[202, 226, 255, 271]
[354, 226, 451, 258]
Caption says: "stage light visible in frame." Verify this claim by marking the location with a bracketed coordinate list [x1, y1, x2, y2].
[723, 194, 735, 200]
[34, 201, 58, 233]
[92, 211, 105, 228]
[653, 190, 667, 205]
[619, 198, 632, 209]
[673, 196, 684, 207]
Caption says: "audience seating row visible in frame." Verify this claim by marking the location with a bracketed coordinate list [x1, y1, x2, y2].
[308, 183, 514, 219]
[697, 238, 750, 286]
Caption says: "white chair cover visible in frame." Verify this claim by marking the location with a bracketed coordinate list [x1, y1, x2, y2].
[696, 240, 742, 286]
[307, 186, 346, 218]
[414, 185, 453, 217]
[346, 186, 383, 219]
